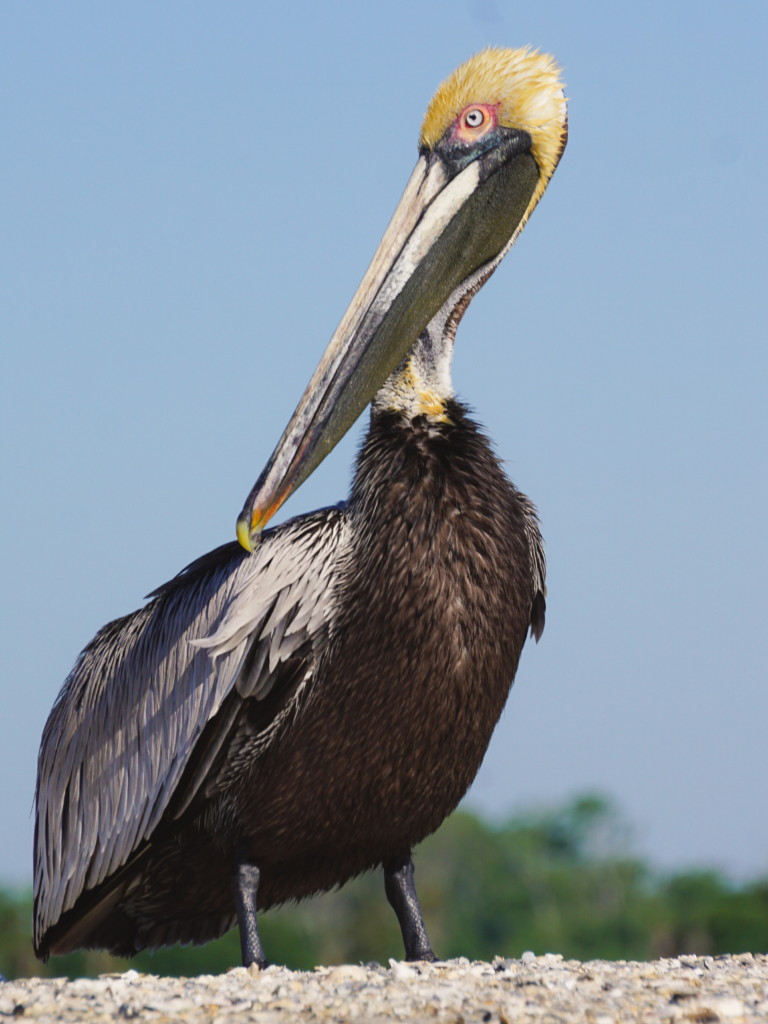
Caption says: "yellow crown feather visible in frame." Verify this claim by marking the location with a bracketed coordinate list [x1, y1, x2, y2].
[420, 47, 567, 219]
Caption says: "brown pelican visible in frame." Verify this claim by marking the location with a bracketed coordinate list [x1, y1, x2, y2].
[34, 48, 567, 967]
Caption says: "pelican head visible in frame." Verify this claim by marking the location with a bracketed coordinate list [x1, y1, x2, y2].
[237, 47, 567, 551]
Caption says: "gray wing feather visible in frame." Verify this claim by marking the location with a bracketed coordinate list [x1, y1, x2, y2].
[34, 507, 350, 948]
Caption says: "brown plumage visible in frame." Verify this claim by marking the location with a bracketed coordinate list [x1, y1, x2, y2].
[223, 400, 543, 905]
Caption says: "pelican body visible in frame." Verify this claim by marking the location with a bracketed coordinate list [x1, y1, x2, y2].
[34, 48, 566, 965]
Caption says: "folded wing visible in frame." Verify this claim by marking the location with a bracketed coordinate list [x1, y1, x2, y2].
[33, 506, 350, 952]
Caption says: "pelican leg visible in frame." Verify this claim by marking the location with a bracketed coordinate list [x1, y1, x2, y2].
[383, 854, 437, 962]
[231, 853, 267, 968]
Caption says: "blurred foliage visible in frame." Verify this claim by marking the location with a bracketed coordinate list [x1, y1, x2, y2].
[3, 796, 767, 980]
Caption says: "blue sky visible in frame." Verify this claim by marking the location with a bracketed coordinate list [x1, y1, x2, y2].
[1, 1, 766, 886]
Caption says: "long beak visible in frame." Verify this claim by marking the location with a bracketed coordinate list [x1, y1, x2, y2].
[237, 135, 539, 551]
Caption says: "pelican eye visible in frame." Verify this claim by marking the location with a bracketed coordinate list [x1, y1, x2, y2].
[465, 109, 485, 128]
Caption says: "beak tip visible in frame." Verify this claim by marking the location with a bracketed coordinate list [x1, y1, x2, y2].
[236, 514, 256, 553]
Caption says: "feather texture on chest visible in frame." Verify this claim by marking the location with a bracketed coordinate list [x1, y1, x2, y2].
[346, 399, 542, 670]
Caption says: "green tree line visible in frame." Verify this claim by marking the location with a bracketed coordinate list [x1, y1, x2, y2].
[2, 797, 767, 980]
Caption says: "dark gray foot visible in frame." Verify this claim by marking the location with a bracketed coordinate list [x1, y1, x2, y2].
[231, 853, 267, 968]
[383, 854, 437, 962]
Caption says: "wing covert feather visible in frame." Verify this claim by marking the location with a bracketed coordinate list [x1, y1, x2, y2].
[34, 507, 349, 948]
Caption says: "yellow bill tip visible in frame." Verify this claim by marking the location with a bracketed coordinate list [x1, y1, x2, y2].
[236, 515, 256, 553]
